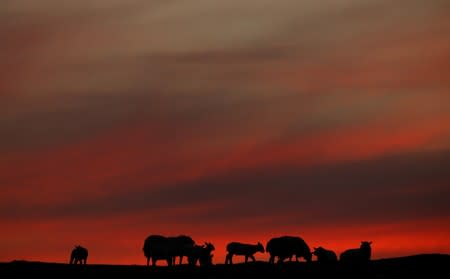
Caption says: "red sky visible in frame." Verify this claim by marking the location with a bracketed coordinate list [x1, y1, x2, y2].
[1, 0, 450, 265]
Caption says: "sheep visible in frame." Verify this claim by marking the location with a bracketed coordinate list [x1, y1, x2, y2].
[142, 234, 196, 266]
[187, 242, 215, 267]
[225, 242, 264, 264]
[266, 236, 312, 264]
[70, 245, 88, 265]
[168, 235, 195, 265]
[142, 235, 173, 266]
[340, 241, 372, 264]
[312, 246, 337, 264]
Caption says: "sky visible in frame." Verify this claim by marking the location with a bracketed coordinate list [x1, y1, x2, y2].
[1, 0, 450, 265]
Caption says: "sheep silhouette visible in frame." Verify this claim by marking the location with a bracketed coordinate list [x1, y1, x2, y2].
[225, 242, 264, 264]
[340, 241, 372, 263]
[142, 234, 196, 266]
[70, 245, 88, 265]
[143, 235, 173, 266]
[266, 236, 312, 264]
[168, 235, 195, 265]
[312, 247, 337, 264]
[187, 242, 215, 267]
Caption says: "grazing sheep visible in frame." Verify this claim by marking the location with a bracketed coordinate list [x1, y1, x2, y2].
[187, 242, 215, 267]
[143, 235, 173, 266]
[340, 241, 372, 264]
[266, 236, 312, 264]
[143, 234, 196, 266]
[225, 242, 264, 264]
[70, 245, 88, 265]
[168, 235, 195, 265]
[312, 247, 337, 264]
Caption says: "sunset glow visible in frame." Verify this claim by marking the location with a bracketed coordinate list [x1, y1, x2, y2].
[1, 0, 450, 265]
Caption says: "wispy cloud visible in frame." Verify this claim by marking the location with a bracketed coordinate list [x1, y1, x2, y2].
[1, 0, 450, 264]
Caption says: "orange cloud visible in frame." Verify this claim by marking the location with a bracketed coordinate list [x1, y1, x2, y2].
[1, 0, 450, 265]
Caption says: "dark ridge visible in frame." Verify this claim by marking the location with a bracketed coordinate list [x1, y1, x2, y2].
[1, 254, 449, 279]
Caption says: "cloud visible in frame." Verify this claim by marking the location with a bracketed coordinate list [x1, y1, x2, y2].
[2, 149, 449, 225]
[1, 0, 450, 263]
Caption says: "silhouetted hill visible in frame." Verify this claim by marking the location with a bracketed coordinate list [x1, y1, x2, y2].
[1, 254, 449, 279]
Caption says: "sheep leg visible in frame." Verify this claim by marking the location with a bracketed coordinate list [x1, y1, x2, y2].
[225, 253, 232, 264]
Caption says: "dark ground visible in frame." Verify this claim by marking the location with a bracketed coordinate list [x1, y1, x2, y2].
[1, 254, 449, 278]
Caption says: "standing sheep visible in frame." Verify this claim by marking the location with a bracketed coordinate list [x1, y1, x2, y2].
[225, 242, 264, 264]
[187, 242, 215, 267]
[70, 245, 88, 265]
[142, 234, 196, 266]
[340, 241, 372, 263]
[266, 236, 312, 264]
[312, 247, 337, 264]
[168, 235, 195, 265]
[143, 235, 173, 266]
